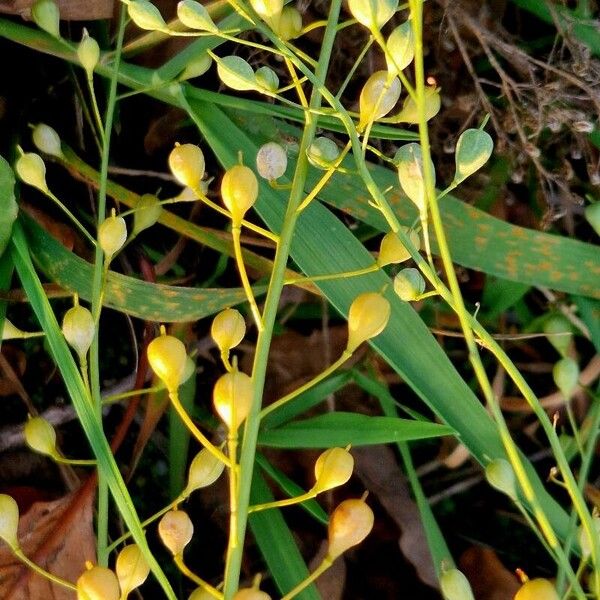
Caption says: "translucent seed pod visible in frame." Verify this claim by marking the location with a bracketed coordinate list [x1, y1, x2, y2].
[327, 498, 374, 560]
[2, 319, 37, 341]
[115, 544, 150, 598]
[359, 71, 401, 129]
[133, 194, 162, 236]
[377, 228, 420, 267]
[347, 0, 398, 29]
[76, 565, 120, 600]
[179, 53, 212, 81]
[233, 588, 272, 600]
[213, 369, 253, 431]
[307, 137, 340, 169]
[32, 123, 63, 158]
[396, 142, 435, 213]
[31, 0, 60, 38]
[256, 142, 287, 181]
[169, 143, 205, 189]
[24, 416, 57, 457]
[211, 308, 246, 354]
[440, 568, 475, 600]
[484, 458, 517, 501]
[184, 448, 226, 496]
[584, 203, 600, 236]
[514, 578, 559, 600]
[77, 29, 100, 77]
[98, 211, 127, 258]
[216, 56, 257, 92]
[396, 86, 441, 124]
[249, 0, 284, 19]
[221, 165, 259, 225]
[346, 292, 391, 353]
[394, 268, 426, 302]
[454, 129, 493, 185]
[273, 6, 302, 41]
[126, 0, 167, 31]
[255, 66, 279, 93]
[15, 151, 48, 193]
[62, 302, 95, 359]
[312, 447, 354, 494]
[158, 509, 194, 555]
[553, 357, 580, 400]
[386, 22, 414, 74]
[577, 516, 600, 559]
[0, 494, 20, 549]
[177, 0, 217, 32]
[147, 332, 188, 393]
[542, 315, 572, 357]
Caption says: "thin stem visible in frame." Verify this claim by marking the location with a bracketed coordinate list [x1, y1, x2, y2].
[102, 385, 163, 405]
[13, 548, 76, 591]
[248, 490, 316, 513]
[52, 453, 96, 466]
[45, 190, 96, 245]
[173, 554, 224, 600]
[232, 225, 263, 331]
[260, 350, 352, 420]
[284, 263, 379, 286]
[335, 37, 374, 100]
[227, 433, 239, 550]
[85, 75, 106, 146]
[281, 557, 332, 600]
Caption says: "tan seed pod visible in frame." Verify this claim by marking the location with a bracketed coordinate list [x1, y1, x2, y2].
[327, 498, 374, 560]
[158, 509, 194, 555]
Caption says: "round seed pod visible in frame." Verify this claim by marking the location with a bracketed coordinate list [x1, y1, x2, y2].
[169, 143, 205, 189]
[440, 568, 475, 600]
[179, 53, 212, 81]
[386, 22, 414, 74]
[255, 66, 279, 93]
[62, 302, 95, 358]
[377, 228, 420, 267]
[396, 86, 441, 124]
[542, 315, 572, 357]
[346, 292, 391, 353]
[98, 212, 127, 258]
[77, 29, 100, 77]
[359, 71, 401, 128]
[552, 357, 579, 400]
[15, 151, 48, 193]
[115, 544, 150, 597]
[133, 194, 162, 236]
[273, 6, 302, 41]
[256, 142, 287, 181]
[313, 447, 354, 493]
[347, 0, 398, 29]
[0, 494, 20, 549]
[216, 56, 257, 92]
[24, 416, 56, 457]
[211, 308, 246, 354]
[184, 448, 225, 495]
[233, 589, 272, 600]
[249, 0, 283, 19]
[584, 202, 600, 236]
[158, 509, 194, 555]
[213, 369, 253, 431]
[395, 142, 434, 213]
[393, 268, 426, 301]
[32, 123, 63, 158]
[514, 578, 559, 600]
[484, 458, 517, 501]
[221, 165, 258, 225]
[307, 137, 340, 169]
[76, 565, 120, 600]
[31, 0, 60, 38]
[147, 332, 188, 393]
[177, 0, 216, 32]
[327, 498, 374, 560]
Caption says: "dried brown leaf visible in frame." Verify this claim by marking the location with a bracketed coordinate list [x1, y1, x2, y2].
[459, 546, 519, 600]
[0, 0, 113, 20]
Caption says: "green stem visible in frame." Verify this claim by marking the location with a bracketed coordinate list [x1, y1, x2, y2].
[284, 264, 379, 286]
[13, 547, 76, 591]
[45, 189, 96, 245]
[281, 557, 332, 600]
[102, 385, 163, 405]
[221, 3, 342, 597]
[51, 453, 96, 466]
[260, 350, 352, 420]
[86, 75, 106, 146]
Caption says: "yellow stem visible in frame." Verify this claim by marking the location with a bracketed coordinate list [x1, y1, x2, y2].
[173, 554, 223, 600]
[281, 557, 332, 600]
[227, 435, 239, 549]
[248, 490, 316, 514]
[51, 453, 96, 466]
[284, 263, 379, 286]
[13, 547, 76, 590]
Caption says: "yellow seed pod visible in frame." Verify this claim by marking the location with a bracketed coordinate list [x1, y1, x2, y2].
[358, 71, 401, 129]
[32, 123, 63, 158]
[377, 228, 420, 267]
[233, 588, 272, 600]
[213, 369, 253, 431]
[77, 29, 100, 77]
[484, 458, 517, 501]
[184, 448, 225, 495]
[147, 332, 188, 393]
[347, 0, 398, 29]
[115, 544, 150, 597]
[0, 494, 20, 549]
[221, 165, 259, 225]
[346, 292, 391, 353]
[396, 86, 441, 124]
[24, 416, 56, 457]
[76, 565, 120, 600]
[169, 143, 205, 189]
[15, 151, 48, 193]
[250, 0, 283, 19]
[31, 0, 60, 38]
[514, 578, 559, 600]
[126, 0, 167, 31]
[189, 589, 214, 600]
[211, 308, 246, 354]
[273, 6, 302, 41]
[158, 509, 194, 555]
[393, 268, 426, 302]
[440, 568, 475, 600]
[62, 302, 95, 358]
[312, 447, 354, 493]
[327, 498, 374, 560]
[98, 211, 127, 258]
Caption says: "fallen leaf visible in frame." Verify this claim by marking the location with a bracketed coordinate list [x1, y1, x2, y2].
[459, 546, 519, 600]
[0, 0, 114, 20]
[0, 486, 95, 599]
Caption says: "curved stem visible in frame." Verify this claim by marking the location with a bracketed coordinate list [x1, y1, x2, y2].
[281, 557, 332, 600]
[232, 225, 263, 331]
[13, 548, 76, 591]
[173, 554, 223, 600]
